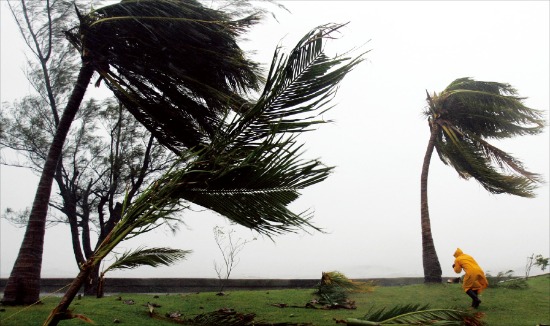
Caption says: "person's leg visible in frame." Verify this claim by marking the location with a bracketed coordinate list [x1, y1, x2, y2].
[466, 289, 481, 308]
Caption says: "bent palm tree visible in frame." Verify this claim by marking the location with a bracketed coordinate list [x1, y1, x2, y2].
[420, 77, 546, 283]
[43, 23, 366, 325]
[3, 0, 263, 305]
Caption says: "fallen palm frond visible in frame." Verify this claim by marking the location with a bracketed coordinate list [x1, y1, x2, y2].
[158, 308, 313, 325]
[314, 271, 374, 306]
[320, 271, 375, 292]
[360, 304, 430, 323]
[347, 304, 485, 325]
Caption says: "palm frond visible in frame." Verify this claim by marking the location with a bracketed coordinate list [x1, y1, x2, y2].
[315, 271, 374, 305]
[162, 24, 366, 235]
[225, 23, 367, 147]
[381, 308, 484, 325]
[65, 0, 264, 152]
[427, 77, 546, 197]
[119, 133, 332, 236]
[318, 271, 373, 292]
[103, 246, 190, 275]
[434, 129, 539, 197]
[436, 78, 546, 139]
[362, 304, 430, 323]
[350, 305, 485, 326]
[90, 23, 364, 265]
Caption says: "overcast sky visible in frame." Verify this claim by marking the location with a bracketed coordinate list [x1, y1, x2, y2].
[1, 1, 549, 281]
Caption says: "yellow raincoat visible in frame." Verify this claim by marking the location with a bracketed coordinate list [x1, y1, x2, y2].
[453, 248, 488, 293]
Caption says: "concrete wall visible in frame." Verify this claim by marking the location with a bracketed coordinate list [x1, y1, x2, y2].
[0, 277, 428, 295]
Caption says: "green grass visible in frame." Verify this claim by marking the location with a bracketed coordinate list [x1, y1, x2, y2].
[1, 275, 548, 325]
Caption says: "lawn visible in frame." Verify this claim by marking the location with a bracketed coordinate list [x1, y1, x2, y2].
[1, 274, 548, 325]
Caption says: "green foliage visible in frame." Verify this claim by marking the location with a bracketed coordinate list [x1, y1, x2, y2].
[101, 22, 365, 243]
[534, 255, 549, 271]
[102, 247, 190, 274]
[361, 303, 430, 322]
[424, 77, 546, 197]
[358, 304, 485, 326]
[65, 0, 265, 152]
[40, 21, 365, 322]
[526, 253, 549, 277]
[96, 247, 190, 298]
[314, 271, 374, 305]
[485, 270, 528, 289]
[349, 305, 485, 325]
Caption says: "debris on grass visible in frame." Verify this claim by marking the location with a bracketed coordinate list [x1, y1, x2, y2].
[156, 308, 313, 325]
[346, 304, 486, 326]
[313, 271, 373, 308]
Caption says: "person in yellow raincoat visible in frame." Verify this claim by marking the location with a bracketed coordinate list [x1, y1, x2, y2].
[453, 248, 488, 308]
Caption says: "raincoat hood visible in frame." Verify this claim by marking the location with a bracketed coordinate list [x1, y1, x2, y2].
[454, 248, 463, 258]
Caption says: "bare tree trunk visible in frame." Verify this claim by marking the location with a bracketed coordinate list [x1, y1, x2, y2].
[420, 123, 442, 283]
[2, 64, 95, 305]
[96, 273, 106, 299]
[83, 265, 100, 296]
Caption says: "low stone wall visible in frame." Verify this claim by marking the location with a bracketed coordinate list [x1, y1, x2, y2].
[0, 277, 428, 294]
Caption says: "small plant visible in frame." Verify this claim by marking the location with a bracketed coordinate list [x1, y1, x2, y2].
[526, 253, 549, 279]
[486, 270, 528, 289]
[213, 226, 255, 294]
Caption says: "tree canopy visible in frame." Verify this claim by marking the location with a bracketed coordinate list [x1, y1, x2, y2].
[425, 77, 546, 197]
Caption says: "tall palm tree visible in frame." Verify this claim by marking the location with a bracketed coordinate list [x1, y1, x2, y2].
[3, 0, 264, 305]
[43, 23, 365, 326]
[420, 77, 546, 283]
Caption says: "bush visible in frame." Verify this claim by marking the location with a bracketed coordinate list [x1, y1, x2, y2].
[486, 270, 528, 289]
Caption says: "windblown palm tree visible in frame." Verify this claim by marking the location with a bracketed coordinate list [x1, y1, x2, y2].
[420, 77, 546, 283]
[43, 22, 365, 325]
[3, 0, 264, 305]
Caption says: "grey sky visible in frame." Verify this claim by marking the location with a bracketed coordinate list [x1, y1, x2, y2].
[1, 1, 548, 280]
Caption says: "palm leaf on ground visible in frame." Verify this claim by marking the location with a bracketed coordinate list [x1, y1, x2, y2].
[347, 304, 485, 325]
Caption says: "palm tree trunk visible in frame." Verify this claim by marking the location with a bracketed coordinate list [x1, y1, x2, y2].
[420, 123, 443, 283]
[42, 264, 94, 326]
[1, 64, 95, 305]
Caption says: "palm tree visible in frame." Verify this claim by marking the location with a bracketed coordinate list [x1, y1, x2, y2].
[3, 0, 264, 305]
[43, 22, 366, 326]
[420, 77, 546, 283]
